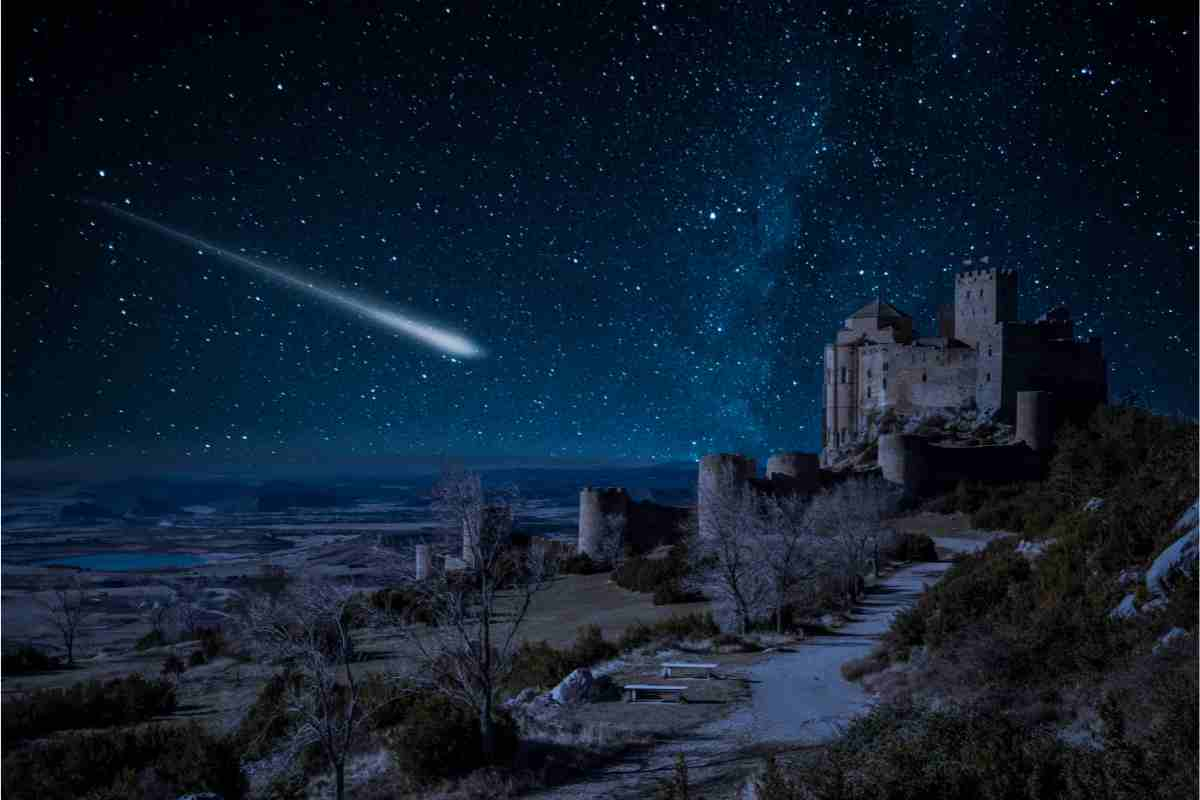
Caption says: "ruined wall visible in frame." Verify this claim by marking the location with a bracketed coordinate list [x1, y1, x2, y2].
[414, 543, 432, 580]
[880, 434, 1045, 495]
[1000, 326, 1107, 421]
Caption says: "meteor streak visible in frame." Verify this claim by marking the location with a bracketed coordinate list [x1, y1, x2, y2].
[93, 202, 485, 359]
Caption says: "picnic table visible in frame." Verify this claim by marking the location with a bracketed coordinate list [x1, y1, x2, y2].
[661, 661, 718, 679]
[623, 684, 687, 703]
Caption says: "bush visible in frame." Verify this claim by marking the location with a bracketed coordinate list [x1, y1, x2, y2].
[889, 532, 938, 562]
[612, 545, 696, 603]
[507, 624, 620, 692]
[187, 649, 207, 668]
[1, 723, 246, 800]
[616, 612, 720, 652]
[1, 674, 176, 751]
[196, 626, 227, 659]
[232, 670, 303, 760]
[368, 586, 438, 625]
[1, 644, 59, 674]
[559, 552, 608, 575]
[382, 694, 518, 783]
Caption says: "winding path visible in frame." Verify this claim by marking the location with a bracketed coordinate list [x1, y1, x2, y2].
[527, 537, 994, 799]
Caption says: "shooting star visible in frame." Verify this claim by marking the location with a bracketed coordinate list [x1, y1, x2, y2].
[92, 202, 486, 359]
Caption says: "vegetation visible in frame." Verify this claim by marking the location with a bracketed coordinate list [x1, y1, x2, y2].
[768, 406, 1199, 799]
[1, 674, 176, 751]
[611, 544, 699, 603]
[507, 624, 619, 692]
[616, 611, 721, 651]
[1, 723, 246, 800]
[0, 644, 60, 674]
[382, 693, 519, 784]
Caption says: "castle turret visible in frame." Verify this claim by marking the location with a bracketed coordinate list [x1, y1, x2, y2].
[414, 543, 432, 580]
[954, 268, 1018, 349]
[878, 434, 932, 495]
[578, 487, 631, 558]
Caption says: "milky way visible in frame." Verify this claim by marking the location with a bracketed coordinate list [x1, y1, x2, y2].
[3, 4, 1195, 465]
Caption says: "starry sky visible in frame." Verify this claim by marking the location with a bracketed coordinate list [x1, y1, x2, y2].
[4, 3, 1196, 469]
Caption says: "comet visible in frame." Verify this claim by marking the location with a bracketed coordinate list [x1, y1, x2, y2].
[92, 202, 486, 359]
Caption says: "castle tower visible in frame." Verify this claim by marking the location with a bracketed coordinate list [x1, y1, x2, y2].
[824, 342, 859, 450]
[1016, 391, 1054, 452]
[698, 454, 757, 538]
[578, 487, 631, 558]
[954, 268, 1018, 349]
[414, 543, 432, 580]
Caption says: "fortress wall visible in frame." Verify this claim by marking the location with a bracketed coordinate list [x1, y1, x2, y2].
[880, 434, 1045, 495]
[626, 500, 692, 552]
[578, 487, 631, 558]
[765, 452, 821, 494]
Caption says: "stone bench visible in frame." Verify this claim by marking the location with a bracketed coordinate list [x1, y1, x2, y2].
[661, 661, 718, 679]
[624, 684, 687, 703]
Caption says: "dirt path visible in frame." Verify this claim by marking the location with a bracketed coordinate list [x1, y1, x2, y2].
[525, 535, 997, 799]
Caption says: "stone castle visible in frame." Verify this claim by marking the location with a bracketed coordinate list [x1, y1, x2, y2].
[822, 268, 1107, 462]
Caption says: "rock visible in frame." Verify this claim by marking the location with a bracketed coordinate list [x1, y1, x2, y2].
[1082, 497, 1106, 513]
[1016, 539, 1054, 560]
[1153, 627, 1188, 655]
[550, 668, 594, 705]
[504, 687, 540, 709]
[1117, 569, 1142, 587]
[177, 794, 223, 800]
[1109, 594, 1138, 620]
[590, 674, 621, 702]
[1146, 500, 1199, 597]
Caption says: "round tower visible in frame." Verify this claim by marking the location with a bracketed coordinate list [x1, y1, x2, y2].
[578, 487, 631, 558]
[414, 543, 432, 580]
[878, 434, 932, 495]
[765, 452, 820, 490]
[698, 454, 758, 538]
[1016, 391, 1053, 452]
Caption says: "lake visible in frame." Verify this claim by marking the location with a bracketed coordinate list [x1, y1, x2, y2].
[38, 553, 205, 571]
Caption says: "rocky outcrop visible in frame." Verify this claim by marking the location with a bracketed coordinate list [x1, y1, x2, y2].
[550, 668, 594, 705]
[1146, 500, 1199, 598]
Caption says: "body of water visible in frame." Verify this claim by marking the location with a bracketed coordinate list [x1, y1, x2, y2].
[37, 553, 205, 571]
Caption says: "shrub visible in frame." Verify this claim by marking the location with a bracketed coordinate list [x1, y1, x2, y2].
[161, 653, 186, 679]
[187, 649, 207, 668]
[1, 644, 59, 674]
[196, 626, 227, 659]
[889, 532, 938, 562]
[559, 552, 608, 575]
[616, 612, 720, 652]
[232, 670, 303, 760]
[1, 674, 176, 751]
[507, 624, 620, 692]
[612, 545, 695, 603]
[368, 586, 438, 625]
[382, 694, 517, 783]
[0, 723, 246, 800]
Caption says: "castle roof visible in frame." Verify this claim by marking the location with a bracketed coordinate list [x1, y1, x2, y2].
[849, 300, 910, 320]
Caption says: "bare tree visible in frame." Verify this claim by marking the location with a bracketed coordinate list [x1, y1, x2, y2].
[34, 576, 95, 666]
[245, 579, 380, 800]
[758, 492, 829, 633]
[689, 462, 771, 634]
[401, 467, 556, 759]
[168, 578, 204, 640]
[596, 511, 627, 567]
[807, 476, 901, 605]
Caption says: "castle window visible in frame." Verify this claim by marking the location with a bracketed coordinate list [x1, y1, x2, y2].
[979, 289, 983, 297]
[882, 378, 887, 391]
[882, 361, 888, 372]
[987, 345, 993, 357]
[840, 366, 847, 384]
[922, 372, 927, 382]
[986, 372, 991, 382]
[867, 369, 872, 379]
[867, 386, 872, 398]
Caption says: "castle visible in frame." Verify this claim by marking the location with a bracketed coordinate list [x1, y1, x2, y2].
[822, 268, 1107, 462]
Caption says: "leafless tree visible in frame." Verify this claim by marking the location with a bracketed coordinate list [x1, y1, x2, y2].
[758, 492, 829, 633]
[689, 462, 772, 634]
[34, 576, 95, 666]
[168, 578, 205, 639]
[400, 467, 557, 759]
[245, 578, 380, 800]
[596, 511, 627, 567]
[807, 476, 901, 604]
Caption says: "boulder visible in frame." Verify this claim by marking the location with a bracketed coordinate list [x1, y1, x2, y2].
[1082, 497, 1105, 513]
[177, 795, 223, 800]
[1016, 539, 1055, 560]
[1109, 594, 1138, 620]
[1117, 569, 1142, 587]
[550, 668, 594, 705]
[503, 687, 540, 709]
[1146, 500, 1199, 598]
[1153, 627, 1189, 655]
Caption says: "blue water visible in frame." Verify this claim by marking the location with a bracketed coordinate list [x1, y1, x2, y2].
[38, 553, 205, 571]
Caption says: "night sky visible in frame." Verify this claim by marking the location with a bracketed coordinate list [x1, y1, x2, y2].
[4, 3, 1197, 469]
